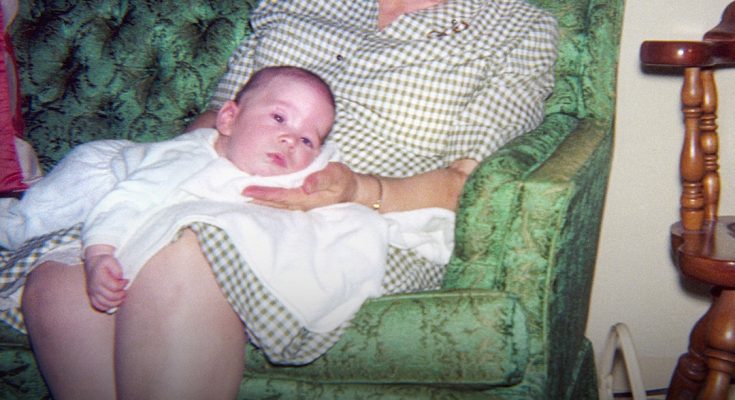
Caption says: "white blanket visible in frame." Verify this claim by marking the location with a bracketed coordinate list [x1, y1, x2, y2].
[117, 156, 455, 332]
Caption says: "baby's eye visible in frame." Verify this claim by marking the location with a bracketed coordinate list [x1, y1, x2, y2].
[272, 114, 285, 123]
[300, 137, 314, 148]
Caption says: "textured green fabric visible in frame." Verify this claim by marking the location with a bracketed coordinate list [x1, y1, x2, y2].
[0, 0, 625, 398]
[244, 290, 528, 385]
[0, 323, 46, 400]
[10, 0, 257, 171]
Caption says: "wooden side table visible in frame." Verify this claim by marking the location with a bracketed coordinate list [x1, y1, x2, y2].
[641, 2, 735, 399]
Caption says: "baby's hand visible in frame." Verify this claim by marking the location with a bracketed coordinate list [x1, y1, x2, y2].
[83, 245, 128, 312]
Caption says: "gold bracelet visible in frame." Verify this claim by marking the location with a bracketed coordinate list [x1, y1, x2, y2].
[371, 175, 383, 211]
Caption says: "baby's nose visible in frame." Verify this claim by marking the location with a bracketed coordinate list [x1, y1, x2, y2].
[279, 134, 296, 147]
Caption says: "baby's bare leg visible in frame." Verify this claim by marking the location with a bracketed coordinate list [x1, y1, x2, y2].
[115, 229, 247, 399]
[22, 261, 116, 400]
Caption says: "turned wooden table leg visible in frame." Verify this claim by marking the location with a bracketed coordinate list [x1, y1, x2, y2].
[697, 289, 735, 400]
[667, 299, 712, 400]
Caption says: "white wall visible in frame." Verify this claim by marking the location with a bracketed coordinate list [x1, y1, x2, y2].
[586, 0, 735, 392]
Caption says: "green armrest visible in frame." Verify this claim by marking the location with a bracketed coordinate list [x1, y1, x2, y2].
[444, 113, 613, 398]
[245, 290, 528, 386]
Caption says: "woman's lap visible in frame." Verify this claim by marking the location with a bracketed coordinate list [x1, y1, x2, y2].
[188, 222, 348, 364]
[191, 222, 447, 364]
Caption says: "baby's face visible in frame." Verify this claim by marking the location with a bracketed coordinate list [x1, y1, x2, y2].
[216, 77, 334, 176]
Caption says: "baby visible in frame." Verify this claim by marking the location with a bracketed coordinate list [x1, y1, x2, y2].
[3, 66, 452, 333]
[0, 66, 336, 311]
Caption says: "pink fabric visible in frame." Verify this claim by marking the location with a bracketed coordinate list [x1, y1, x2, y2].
[0, 5, 26, 193]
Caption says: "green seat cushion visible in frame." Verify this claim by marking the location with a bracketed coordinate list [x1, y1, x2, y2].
[245, 289, 529, 387]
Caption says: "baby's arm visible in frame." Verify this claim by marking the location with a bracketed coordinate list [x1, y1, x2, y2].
[83, 244, 128, 312]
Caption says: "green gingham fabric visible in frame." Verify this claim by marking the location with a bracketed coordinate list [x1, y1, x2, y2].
[189, 223, 349, 364]
[210, 0, 558, 175]
[0, 224, 83, 332]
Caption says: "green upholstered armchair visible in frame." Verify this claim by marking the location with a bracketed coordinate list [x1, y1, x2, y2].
[0, 0, 624, 398]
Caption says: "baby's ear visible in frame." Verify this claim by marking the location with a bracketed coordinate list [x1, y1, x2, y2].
[215, 101, 239, 136]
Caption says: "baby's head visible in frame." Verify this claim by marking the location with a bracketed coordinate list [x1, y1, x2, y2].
[215, 66, 335, 176]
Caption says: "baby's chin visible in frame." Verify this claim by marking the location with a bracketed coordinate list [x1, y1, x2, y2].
[246, 164, 305, 177]
[239, 153, 319, 177]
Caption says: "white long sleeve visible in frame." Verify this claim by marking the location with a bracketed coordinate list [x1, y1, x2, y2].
[82, 129, 220, 250]
[0, 139, 137, 249]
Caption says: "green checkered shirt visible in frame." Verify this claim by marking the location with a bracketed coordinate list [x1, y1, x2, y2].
[210, 0, 558, 177]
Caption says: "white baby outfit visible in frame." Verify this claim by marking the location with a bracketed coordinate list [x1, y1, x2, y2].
[0, 128, 454, 331]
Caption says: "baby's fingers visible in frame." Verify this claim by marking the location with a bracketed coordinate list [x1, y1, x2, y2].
[89, 288, 126, 312]
[90, 297, 118, 312]
[88, 276, 128, 312]
[98, 274, 128, 292]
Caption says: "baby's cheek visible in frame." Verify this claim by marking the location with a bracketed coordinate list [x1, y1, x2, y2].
[295, 152, 318, 171]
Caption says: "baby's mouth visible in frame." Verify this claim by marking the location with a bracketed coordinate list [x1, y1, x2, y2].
[267, 152, 287, 168]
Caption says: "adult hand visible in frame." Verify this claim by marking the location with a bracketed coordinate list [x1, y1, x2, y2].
[185, 109, 217, 132]
[243, 162, 359, 211]
[83, 245, 128, 312]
